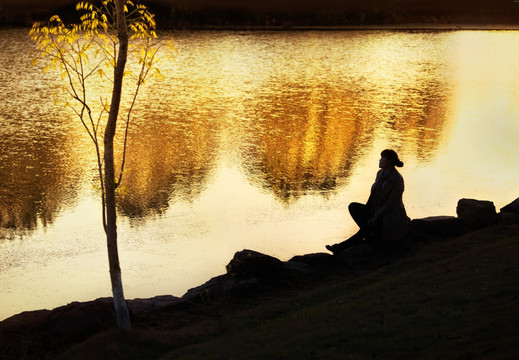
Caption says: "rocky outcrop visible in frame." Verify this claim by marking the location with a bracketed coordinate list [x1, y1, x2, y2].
[456, 198, 499, 230]
[185, 197, 519, 303]
[182, 275, 259, 301]
[289, 252, 337, 268]
[127, 295, 181, 315]
[0, 295, 182, 359]
[501, 197, 519, 214]
[0, 298, 116, 358]
[226, 249, 283, 278]
[411, 197, 518, 238]
[500, 197, 519, 225]
[183, 249, 314, 301]
[411, 215, 464, 237]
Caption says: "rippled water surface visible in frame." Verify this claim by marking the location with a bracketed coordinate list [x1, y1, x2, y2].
[1, 29, 519, 320]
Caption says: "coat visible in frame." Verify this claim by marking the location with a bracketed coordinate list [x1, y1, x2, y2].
[366, 168, 409, 241]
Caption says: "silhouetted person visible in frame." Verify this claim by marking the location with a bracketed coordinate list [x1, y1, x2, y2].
[326, 149, 409, 255]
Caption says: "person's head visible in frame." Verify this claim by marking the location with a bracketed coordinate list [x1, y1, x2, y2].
[379, 149, 404, 169]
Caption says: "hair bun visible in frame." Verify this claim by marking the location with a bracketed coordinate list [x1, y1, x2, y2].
[381, 149, 403, 167]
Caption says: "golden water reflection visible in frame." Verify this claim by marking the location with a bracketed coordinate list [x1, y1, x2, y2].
[116, 110, 221, 217]
[246, 72, 450, 199]
[1, 30, 455, 228]
[0, 31, 89, 229]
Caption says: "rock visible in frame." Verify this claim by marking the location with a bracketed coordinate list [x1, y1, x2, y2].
[456, 198, 498, 230]
[338, 243, 372, 262]
[0, 298, 116, 358]
[45, 298, 116, 338]
[182, 274, 258, 300]
[289, 252, 337, 268]
[127, 295, 181, 315]
[500, 197, 519, 214]
[499, 211, 519, 225]
[282, 260, 313, 274]
[226, 249, 283, 278]
[410, 216, 464, 237]
[0, 309, 52, 334]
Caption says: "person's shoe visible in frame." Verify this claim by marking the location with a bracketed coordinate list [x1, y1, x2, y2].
[364, 233, 380, 248]
[326, 244, 339, 255]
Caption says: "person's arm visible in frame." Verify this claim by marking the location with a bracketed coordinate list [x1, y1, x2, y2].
[366, 170, 382, 208]
[371, 173, 404, 222]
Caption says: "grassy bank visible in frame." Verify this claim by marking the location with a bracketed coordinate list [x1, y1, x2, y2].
[54, 224, 519, 359]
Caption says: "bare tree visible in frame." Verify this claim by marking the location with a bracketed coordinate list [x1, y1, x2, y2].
[30, 0, 175, 329]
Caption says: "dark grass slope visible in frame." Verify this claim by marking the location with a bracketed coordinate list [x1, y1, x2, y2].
[43, 224, 519, 360]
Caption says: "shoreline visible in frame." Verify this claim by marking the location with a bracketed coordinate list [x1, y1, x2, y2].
[2, 197, 518, 322]
[160, 23, 519, 31]
[3, 21, 519, 31]
[1, 197, 518, 359]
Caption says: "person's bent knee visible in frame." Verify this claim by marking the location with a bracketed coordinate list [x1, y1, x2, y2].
[348, 202, 364, 212]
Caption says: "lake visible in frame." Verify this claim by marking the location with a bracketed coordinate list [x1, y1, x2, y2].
[1, 28, 518, 320]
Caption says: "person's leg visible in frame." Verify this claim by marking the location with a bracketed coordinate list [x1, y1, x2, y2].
[365, 219, 382, 247]
[326, 202, 371, 255]
[350, 202, 384, 247]
[326, 230, 363, 254]
[348, 202, 370, 229]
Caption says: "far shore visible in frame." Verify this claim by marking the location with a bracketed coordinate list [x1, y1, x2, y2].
[2, 16, 519, 31]
[153, 23, 519, 31]
[160, 22, 519, 31]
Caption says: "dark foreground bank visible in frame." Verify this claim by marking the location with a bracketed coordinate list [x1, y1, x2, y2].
[1, 197, 518, 359]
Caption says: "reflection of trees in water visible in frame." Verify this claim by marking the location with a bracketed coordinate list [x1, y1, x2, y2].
[244, 78, 450, 201]
[0, 122, 83, 229]
[115, 109, 220, 218]
[0, 110, 220, 229]
[245, 84, 369, 200]
[369, 81, 450, 163]
[1, 78, 450, 228]
[0, 31, 88, 231]
[401, 85, 450, 162]
[1, 31, 454, 227]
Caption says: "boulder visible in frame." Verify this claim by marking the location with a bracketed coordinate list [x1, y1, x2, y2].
[0, 298, 116, 358]
[127, 295, 181, 315]
[410, 216, 464, 237]
[456, 198, 498, 230]
[289, 252, 337, 268]
[500, 197, 519, 214]
[338, 243, 372, 265]
[499, 211, 519, 225]
[282, 260, 313, 274]
[226, 249, 283, 278]
[182, 274, 258, 300]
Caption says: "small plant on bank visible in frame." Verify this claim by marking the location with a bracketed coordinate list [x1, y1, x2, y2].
[29, 0, 175, 329]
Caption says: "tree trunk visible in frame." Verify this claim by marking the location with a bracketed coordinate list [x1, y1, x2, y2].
[104, 0, 130, 329]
